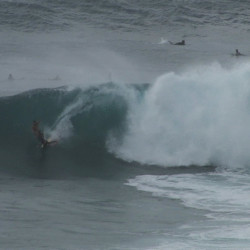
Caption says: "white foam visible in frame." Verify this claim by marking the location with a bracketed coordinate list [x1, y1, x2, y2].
[158, 37, 168, 45]
[111, 61, 250, 169]
[127, 171, 250, 214]
[127, 170, 250, 247]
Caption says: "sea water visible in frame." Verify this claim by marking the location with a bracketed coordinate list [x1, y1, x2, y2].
[1, 0, 250, 249]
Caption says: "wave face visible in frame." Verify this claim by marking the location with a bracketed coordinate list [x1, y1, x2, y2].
[0, 83, 146, 177]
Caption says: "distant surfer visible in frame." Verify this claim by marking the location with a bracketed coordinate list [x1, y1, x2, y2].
[169, 40, 185, 46]
[232, 49, 245, 57]
[32, 120, 57, 148]
[8, 73, 14, 81]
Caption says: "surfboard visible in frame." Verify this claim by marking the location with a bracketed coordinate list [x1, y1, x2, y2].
[41, 138, 58, 149]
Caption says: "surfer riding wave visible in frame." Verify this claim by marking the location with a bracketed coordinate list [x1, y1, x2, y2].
[32, 120, 57, 148]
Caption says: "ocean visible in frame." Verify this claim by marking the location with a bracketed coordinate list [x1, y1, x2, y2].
[1, 0, 250, 249]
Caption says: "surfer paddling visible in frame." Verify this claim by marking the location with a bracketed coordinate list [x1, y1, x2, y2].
[32, 120, 57, 148]
[169, 40, 185, 45]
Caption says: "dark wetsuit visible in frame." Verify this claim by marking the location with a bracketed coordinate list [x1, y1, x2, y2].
[32, 121, 48, 147]
[37, 131, 47, 146]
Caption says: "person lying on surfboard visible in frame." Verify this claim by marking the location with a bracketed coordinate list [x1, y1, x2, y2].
[169, 40, 185, 45]
[32, 120, 57, 148]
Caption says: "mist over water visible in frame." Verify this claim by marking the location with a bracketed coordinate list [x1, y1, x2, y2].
[1, 0, 249, 97]
[0, 30, 149, 96]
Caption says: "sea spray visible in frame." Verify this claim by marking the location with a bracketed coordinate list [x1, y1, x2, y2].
[45, 95, 92, 141]
[109, 62, 250, 169]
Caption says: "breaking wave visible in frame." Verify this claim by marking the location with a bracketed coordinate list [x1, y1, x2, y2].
[2, 62, 250, 177]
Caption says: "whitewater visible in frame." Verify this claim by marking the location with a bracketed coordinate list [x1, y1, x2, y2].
[1, 0, 250, 249]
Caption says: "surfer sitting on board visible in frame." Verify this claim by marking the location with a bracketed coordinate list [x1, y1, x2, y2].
[233, 49, 244, 57]
[32, 120, 57, 148]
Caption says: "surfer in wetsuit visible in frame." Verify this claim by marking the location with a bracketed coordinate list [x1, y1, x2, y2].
[169, 40, 185, 45]
[234, 49, 244, 56]
[32, 120, 58, 148]
[32, 120, 50, 148]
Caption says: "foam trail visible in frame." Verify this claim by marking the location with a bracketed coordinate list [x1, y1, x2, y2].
[44, 83, 130, 142]
[110, 62, 250, 169]
[45, 95, 92, 141]
[158, 37, 168, 44]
